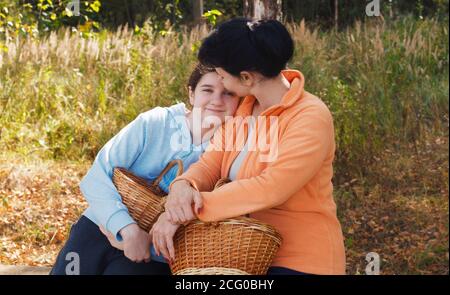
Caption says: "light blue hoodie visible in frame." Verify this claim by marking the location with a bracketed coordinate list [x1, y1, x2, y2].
[79, 103, 208, 263]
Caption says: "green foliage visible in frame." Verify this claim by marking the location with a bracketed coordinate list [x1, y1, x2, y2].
[140, 0, 183, 32]
[0, 1, 39, 39]
[202, 0, 242, 21]
[0, 0, 102, 40]
[0, 16, 448, 183]
[202, 9, 222, 26]
[1, 0, 448, 39]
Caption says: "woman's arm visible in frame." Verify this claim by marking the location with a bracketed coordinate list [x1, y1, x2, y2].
[164, 124, 226, 223]
[170, 123, 227, 192]
[194, 105, 334, 222]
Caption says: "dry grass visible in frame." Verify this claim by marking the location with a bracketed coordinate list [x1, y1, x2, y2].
[0, 153, 88, 266]
[337, 133, 449, 274]
[0, 134, 447, 274]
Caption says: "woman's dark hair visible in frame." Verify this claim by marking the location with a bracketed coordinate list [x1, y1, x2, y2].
[187, 63, 216, 91]
[198, 18, 294, 78]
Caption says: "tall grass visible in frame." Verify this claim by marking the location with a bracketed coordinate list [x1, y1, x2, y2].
[288, 17, 449, 181]
[0, 17, 448, 183]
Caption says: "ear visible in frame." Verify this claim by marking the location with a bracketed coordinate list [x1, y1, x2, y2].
[239, 71, 254, 87]
[188, 86, 195, 106]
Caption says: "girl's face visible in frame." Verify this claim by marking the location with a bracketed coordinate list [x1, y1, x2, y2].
[189, 72, 240, 123]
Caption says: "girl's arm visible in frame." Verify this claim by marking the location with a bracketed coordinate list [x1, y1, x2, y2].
[79, 111, 154, 241]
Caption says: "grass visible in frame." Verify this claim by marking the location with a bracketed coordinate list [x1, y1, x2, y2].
[0, 16, 448, 274]
[0, 17, 448, 181]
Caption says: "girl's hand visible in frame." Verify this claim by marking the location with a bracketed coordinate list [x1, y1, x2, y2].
[119, 223, 152, 263]
[150, 212, 181, 261]
[99, 225, 124, 251]
[101, 224, 151, 263]
[165, 180, 203, 224]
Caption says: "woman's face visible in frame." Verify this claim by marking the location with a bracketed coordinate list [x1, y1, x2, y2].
[215, 67, 251, 97]
[189, 72, 240, 123]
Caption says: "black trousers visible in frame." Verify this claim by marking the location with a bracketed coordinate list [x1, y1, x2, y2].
[50, 215, 308, 275]
[50, 215, 171, 275]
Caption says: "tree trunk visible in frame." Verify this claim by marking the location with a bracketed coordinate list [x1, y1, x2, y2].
[123, 0, 134, 28]
[192, 0, 204, 23]
[334, 0, 339, 30]
[243, 0, 283, 21]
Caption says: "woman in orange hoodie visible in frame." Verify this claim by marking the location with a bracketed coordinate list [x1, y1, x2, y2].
[151, 18, 346, 275]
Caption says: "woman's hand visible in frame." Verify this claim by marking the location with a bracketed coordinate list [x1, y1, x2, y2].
[150, 212, 181, 261]
[165, 179, 203, 224]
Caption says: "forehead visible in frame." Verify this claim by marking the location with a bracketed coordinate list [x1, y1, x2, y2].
[197, 72, 221, 86]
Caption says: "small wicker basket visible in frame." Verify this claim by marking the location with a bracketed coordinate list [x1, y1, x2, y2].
[168, 179, 282, 275]
[112, 159, 183, 232]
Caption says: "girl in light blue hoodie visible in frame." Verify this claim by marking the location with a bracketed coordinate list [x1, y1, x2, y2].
[50, 65, 240, 275]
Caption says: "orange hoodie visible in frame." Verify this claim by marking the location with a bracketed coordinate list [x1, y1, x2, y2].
[172, 70, 346, 275]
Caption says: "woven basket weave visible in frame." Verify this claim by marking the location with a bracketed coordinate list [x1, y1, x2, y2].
[169, 179, 282, 275]
[112, 159, 183, 232]
[169, 216, 282, 275]
[113, 165, 282, 275]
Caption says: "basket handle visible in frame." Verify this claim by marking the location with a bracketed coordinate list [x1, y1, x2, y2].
[152, 159, 184, 187]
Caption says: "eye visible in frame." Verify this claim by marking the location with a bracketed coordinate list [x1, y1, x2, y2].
[203, 89, 213, 93]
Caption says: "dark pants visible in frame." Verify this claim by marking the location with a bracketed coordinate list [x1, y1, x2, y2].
[51, 216, 308, 275]
[50, 215, 171, 275]
[267, 266, 310, 275]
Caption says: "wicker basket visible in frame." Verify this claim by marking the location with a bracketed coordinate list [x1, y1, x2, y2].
[169, 179, 282, 275]
[112, 159, 184, 232]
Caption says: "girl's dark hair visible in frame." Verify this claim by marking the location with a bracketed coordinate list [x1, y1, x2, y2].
[198, 18, 294, 78]
[187, 64, 216, 91]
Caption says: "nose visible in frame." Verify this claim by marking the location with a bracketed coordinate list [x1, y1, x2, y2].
[210, 90, 225, 105]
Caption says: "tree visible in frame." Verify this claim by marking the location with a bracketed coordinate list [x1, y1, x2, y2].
[192, 0, 204, 23]
[334, 0, 338, 29]
[243, 0, 283, 20]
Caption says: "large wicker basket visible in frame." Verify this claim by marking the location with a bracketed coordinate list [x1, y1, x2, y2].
[169, 216, 282, 275]
[112, 159, 183, 232]
[168, 179, 282, 275]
